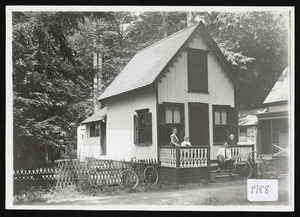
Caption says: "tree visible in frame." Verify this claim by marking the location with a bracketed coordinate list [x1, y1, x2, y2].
[68, 12, 137, 112]
[196, 11, 289, 108]
[12, 11, 113, 167]
[126, 11, 188, 51]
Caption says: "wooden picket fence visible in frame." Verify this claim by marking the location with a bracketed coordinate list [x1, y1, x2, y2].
[13, 165, 57, 194]
[13, 158, 158, 193]
[55, 158, 158, 188]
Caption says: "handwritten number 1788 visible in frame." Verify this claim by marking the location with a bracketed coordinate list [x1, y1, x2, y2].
[251, 185, 269, 194]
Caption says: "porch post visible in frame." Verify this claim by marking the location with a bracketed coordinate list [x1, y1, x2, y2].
[207, 146, 211, 166]
[251, 144, 255, 162]
[176, 147, 180, 167]
[270, 119, 273, 156]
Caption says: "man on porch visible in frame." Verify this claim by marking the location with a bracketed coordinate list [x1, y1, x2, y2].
[217, 142, 234, 175]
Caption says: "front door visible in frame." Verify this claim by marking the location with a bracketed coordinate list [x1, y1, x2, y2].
[259, 120, 272, 154]
[188, 103, 209, 146]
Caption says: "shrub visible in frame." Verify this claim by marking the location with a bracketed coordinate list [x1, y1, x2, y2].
[13, 186, 51, 204]
[204, 194, 221, 206]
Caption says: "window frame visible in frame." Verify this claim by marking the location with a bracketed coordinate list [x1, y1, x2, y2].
[134, 109, 152, 146]
[89, 122, 100, 137]
[158, 102, 185, 145]
[212, 105, 230, 144]
[187, 48, 209, 93]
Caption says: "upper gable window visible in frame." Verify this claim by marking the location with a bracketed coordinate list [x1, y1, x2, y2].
[187, 48, 209, 92]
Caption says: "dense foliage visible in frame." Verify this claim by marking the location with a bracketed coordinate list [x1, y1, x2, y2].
[12, 11, 289, 166]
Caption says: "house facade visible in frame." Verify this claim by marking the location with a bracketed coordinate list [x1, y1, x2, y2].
[256, 67, 290, 165]
[92, 22, 243, 163]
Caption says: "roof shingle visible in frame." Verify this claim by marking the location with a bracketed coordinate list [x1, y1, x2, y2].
[81, 107, 107, 124]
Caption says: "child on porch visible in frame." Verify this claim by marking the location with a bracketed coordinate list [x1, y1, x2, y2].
[181, 135, 191, 146]
[217, 141, 234, 175]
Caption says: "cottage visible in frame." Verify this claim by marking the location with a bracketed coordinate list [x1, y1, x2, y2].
[238, 108, 267, 148]
[77, 107, 107, 161]
[78, 22, 254, 184]
[256, 67, 290, 168]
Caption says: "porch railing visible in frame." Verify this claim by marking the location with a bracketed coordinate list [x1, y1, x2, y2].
[159, 146, 210, 168]
[229, 144, 255, 162]
[272, 143, 289, 157]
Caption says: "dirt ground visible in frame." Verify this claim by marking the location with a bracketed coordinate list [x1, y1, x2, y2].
[18, 179, 291, 208]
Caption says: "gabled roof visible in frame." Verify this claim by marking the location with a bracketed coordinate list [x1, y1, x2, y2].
[81, 107, 107, 124]
[238, 108, 267, 126]
[264, 67, 290, 105]
[99, 22, 242, 101]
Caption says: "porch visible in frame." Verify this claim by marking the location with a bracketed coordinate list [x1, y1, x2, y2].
[158, 144, 254, 184]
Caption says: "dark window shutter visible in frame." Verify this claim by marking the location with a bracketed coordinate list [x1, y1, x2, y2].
[188, 103, 209, 146]
[188, 49, 208, 92]
[145, 113, 152, 144]
[229, 107, 239, 142]
[134, 115, 138, 144]
[158, 104, 166, 144]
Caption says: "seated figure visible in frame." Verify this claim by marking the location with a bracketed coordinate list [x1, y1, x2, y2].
[217, 141, 234, 175]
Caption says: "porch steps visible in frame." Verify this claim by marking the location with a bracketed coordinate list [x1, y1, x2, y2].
[209, 170, 239, 182]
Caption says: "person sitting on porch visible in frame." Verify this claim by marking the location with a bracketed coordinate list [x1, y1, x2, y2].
[181, 135, 191, 146]
[217, 141, 233, 175]
[228, 134, 237, 145]
[170, 128, 180, 147]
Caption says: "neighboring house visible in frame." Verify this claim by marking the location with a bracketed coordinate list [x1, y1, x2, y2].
[256, 67, 290, 162]
[77, 107, 107, 161]
[89, 21, 244, 162]
[238, 108, 267, 150]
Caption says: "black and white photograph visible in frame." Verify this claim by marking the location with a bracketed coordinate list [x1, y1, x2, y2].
[5, 6, 294, 211]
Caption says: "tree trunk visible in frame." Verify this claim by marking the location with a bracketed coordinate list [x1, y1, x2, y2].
[162, 12, 168, 37]
[93, 52, 103, 113]
[187, 11, 193, 27]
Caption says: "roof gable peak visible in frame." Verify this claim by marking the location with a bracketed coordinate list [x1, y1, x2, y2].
[137, 22, 201, 55]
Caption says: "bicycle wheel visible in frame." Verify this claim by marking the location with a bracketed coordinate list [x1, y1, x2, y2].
[258, 161, 276, 179]
[119, 169, 139, 189]
[144, 166, 158, 185]
[234, 161, 252, 179]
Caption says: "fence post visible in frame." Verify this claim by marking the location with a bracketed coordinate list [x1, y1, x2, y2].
[176, 147, 180, 168]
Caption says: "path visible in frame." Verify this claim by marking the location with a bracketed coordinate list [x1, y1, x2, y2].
[31, 179, 289, 206]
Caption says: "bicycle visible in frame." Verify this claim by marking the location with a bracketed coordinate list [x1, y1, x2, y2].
[234, 151, 276, 179]
[119, 157, 159, 189]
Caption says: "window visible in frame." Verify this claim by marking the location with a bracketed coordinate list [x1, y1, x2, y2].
[134, 109, 152, 145]
[213, 106, 229, 143]
[158, 103, 184, 145]
[239, 127, 247, 142]
[187, 48, 209, 92]
[166, 106, 181, 124]
[90, 123, 100, 137]
[239, 128, 247, 137]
